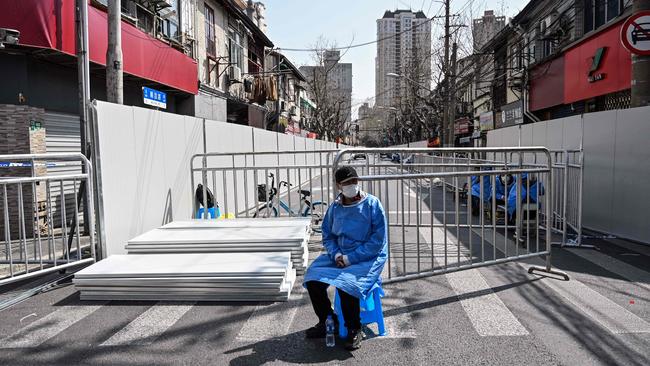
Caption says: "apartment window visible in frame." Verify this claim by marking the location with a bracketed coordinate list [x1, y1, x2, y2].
[583, 0, 623, 33]
[136, 4, 155, 34]
[229, 27, 244, 70]
[159, 0, 180, 40]
[205, 5, 216, 57]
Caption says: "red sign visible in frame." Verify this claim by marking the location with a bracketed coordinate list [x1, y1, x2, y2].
[454, 118, 471, 135]
[285, 121, 302, 136]
[564, 21, 631, 104]
[621, 11, 650, 56]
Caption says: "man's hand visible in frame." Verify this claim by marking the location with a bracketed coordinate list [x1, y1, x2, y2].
[335, 256, 346, 268]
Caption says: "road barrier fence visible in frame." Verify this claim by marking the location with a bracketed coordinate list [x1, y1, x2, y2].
[0, 153, 96, 286]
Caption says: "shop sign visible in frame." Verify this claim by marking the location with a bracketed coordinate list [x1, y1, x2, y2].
[285, 121, 301, 136]
[564, 21, 631, 104]
[30, 120, 43, 131]
[143, 87, 167, 109]
[500, 100, 524, 128]
[479, 112, 494, 131]
[587, 47, 607, 83]
[454, 117, 471, 135]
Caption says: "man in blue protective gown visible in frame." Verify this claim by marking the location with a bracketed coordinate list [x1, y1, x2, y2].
[303, 166, 388, 351]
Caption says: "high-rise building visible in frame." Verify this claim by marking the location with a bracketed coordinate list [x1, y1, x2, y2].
[472, 10, 506, 51]
[375, 10, 432, 108]
[300, 50, 353, 125]
[472, 10, 506, 125]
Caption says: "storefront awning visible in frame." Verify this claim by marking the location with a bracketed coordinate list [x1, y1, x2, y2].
[1, 0, 198, 94]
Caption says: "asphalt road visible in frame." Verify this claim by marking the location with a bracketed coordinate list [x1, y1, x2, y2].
[0, 165, 649, 365]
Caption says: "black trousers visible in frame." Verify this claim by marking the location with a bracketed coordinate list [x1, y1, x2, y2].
[306, 280, 361, 331]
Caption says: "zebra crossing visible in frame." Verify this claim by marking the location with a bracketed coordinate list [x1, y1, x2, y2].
[0, 246, 647, 353]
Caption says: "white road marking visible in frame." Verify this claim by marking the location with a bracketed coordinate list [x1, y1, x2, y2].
[374, 296, 416, 339]
[101, 302, 194, 346]
[420, 227, 529, 336]
[1, 305, 104, 348]
[484, 229, 650, 334]
[542, 278, 650, 334]
[379, 256, 417, 339]
[235, 284, 304, 342]
[567, 248, 650, 292]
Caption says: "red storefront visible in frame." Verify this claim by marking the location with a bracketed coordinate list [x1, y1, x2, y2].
[1, 0, 198, 95]
[530, 20, 632, 117]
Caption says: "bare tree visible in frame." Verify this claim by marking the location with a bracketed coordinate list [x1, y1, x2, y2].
[392, 37, 440, 143]
[300, 37, 351, 142]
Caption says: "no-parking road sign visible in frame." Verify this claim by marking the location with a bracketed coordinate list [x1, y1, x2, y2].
[621, 11, 650, 56]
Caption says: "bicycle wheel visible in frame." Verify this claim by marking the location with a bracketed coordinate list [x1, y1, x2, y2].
[254, 205, 278, 218]
[304, 202, 328, 232]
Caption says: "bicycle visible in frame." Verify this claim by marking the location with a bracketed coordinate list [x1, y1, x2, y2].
[253, 173, 328, 231]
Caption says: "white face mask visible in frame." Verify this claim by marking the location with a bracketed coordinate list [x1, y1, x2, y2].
[341, 184, 360, 199]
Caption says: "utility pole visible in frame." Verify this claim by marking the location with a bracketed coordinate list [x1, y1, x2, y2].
[107, 0, 123, 104]
[632, 0, 650, 107]
[443, 0, 450, 147]
[76, 0, 90, 142]
[449, 42, 458, 146]
[75, 0, 91, 235]
[276, 52, 282, 132]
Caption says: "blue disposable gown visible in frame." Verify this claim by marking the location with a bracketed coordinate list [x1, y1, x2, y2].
[495, 178, 507, 201]
[303, 193, 388, 299]
[507, 173, 544, 216]
[471, 174, 507, 202]
[471, 175, 492, 202]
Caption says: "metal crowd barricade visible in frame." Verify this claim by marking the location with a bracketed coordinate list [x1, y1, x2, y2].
[190, 150, 338, 229]
[333, 147, 569, 283]
[408, 149, 585, 248]
[549, 149, 587, 247]
[0, 153, 97, 286]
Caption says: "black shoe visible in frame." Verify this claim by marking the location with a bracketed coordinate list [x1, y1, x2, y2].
[344, 328, 362, 350]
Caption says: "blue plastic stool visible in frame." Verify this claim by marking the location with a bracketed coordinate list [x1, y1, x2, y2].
[197, 206, 220, 219]
[334, 286, 386, 338]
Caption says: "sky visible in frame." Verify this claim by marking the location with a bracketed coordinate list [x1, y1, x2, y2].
[265, 0, 529, 117]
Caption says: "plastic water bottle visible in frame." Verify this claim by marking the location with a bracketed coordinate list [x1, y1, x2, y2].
[325, 315, 335, 347]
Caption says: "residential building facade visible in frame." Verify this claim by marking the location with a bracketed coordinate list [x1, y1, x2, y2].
[472, 10, 506, 135]
[0, 0, 198, 161]
[324, 50, 353, 124]
[300, 50, 353, 137]
[375, 10, 432, 108]
[245, 0, 267, 34]
[193, 0, 273, 124]
[265, 51, 306, 134]
[475, 0, 635, 134]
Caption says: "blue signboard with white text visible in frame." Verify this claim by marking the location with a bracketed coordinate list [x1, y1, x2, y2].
[143, 87, 167, 109]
